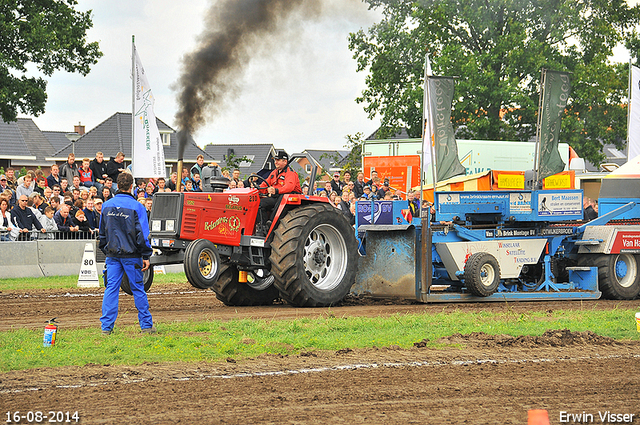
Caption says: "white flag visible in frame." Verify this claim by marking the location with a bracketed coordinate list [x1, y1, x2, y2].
[133, 48, 166, 178]
[629, 65, 640, 160]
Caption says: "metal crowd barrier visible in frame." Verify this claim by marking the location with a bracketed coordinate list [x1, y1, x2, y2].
[0, 229, 98, 242]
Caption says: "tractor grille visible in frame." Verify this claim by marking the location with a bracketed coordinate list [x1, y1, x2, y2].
[151, 193, 182, 220]
[149, 193, 183, 237]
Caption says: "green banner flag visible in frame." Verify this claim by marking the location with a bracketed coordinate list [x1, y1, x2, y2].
[538, 70, 571, 180]
[428, 77, 466, 182]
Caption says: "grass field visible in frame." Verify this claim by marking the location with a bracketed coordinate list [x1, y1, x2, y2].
[0, 272, 188, 290]
[1, 308, 638, 372]
[2, 273, 639, 372]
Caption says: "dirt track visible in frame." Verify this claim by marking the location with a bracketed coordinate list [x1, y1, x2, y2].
[2, 285, 640, 424]
[2, 284, 639, 331]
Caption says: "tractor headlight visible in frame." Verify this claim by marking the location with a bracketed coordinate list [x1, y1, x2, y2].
[151, 220, 161, 232]
[165, 220, 175, 232]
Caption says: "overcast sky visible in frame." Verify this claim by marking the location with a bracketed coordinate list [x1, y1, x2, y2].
[26, 0, 382, 154]
[24, 0, 638, 156]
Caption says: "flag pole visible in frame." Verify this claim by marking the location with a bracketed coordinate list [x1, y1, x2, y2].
[628, 59, 632, 160]
[533, 68, 546, 189]
[419, 53, 432, 302]
[421, 54, 437, 197]
[131, 35, 136, 177]
[420, 54, 427, 209]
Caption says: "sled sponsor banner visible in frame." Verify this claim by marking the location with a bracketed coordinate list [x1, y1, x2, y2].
[629, 65, 640, 160]
[611, 230, 640, 253]
[537, 191, 582, 217]
[509, 192, 532, 214]
[357, 201, 393, 225]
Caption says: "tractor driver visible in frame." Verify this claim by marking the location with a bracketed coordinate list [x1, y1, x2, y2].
[257, 150, 301, 231]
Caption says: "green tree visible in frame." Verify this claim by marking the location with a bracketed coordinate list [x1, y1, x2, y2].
[222, 151, 253, 176]
[0, 0, 102, 122]
[320, 132, 366, 177]
[349, 0, 640, 165]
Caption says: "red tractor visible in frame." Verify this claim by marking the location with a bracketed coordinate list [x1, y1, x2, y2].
[145, 155, 358, 306]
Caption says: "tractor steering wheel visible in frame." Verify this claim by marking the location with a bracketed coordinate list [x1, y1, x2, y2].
[248, 173, 268, 189]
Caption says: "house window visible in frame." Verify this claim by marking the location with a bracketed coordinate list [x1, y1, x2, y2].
[305, 164, 311, 173]
[162, 133, 171, 146]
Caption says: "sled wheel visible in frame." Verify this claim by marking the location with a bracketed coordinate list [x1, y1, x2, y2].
[212, 264, 279, 306]
[464, 252, 500, 297]
[184, 239, 221, 289]
[270, 203, 358, 307]
[120, 266, 154, 295]
[594, 253, 640, 300]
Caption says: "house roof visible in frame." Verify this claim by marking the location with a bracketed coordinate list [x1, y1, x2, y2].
[366, 127, 411, 140]
[203, 143, 277, 176]
[49, 112, 213, 162]
[302, 149, 350, 173]
[16, 119, 57, 163]
[42, 131, 76, 152]
[0, 118, 41, 161]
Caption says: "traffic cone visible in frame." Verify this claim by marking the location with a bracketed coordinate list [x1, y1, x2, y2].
[528, 409, 550, 425]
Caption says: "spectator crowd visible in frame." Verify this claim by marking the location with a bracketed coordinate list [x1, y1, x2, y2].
[0, 152, 154, 241]
[0, 150, 428, 240]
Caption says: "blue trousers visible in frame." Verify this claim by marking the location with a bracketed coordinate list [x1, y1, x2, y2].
[100, 257, 153, 331]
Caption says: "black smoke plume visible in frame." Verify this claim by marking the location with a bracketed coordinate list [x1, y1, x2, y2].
[174, 0, 323, 159]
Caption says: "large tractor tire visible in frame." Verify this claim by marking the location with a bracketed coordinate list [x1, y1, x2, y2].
[593, 253, 640, 300]
[120, 266, 154, 295]
[270, 203, 358, 307]
[213, 264, 279, 306]
[464, 252, 500, 297]
[184, 239, 221, 289]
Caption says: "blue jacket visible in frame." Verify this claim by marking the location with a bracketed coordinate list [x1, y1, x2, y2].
[99, 192, 152, 260]
[83, 207, 99, 229]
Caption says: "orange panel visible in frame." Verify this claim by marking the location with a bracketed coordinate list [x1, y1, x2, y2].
[363, 155, 421, 195]
[477, 174, 492, 191]
[542, 170, 575, 189]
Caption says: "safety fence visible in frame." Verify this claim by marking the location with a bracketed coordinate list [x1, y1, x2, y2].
[0, 229, 97, 242]
[0, 238, 102, 279]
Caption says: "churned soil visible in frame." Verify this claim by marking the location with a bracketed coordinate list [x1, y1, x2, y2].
[1, 284, 639, 331]
[1, 285, 640, 424]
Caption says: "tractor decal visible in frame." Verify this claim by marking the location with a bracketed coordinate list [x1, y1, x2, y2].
[204, 216, 241, 234]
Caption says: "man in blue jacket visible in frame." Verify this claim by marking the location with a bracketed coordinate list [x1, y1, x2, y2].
[99, 172, 155, 335]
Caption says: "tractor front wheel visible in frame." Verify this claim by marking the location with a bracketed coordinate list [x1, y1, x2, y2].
[184, 239, 221, 289]
[270, 203, 358, 307]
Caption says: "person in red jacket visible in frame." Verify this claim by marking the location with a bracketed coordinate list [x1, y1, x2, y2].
[257, 150, 301, 232]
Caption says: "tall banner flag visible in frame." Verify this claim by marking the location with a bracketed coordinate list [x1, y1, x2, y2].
[427, 77, 466, 182]
[628, 64, 640, 160]
[536, 69, 571, 180]
[132, 41, 166, 178]
[422, 55, 434, 168]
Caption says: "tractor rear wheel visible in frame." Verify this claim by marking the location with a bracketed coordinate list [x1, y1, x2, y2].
[594, 253, 640, 300]
[120, 266, 154, 295]
[270, 203, 358, 307]
[464, 252, 500, 297]
[184, 239, 221, 289]
[213, 264, 279, 306]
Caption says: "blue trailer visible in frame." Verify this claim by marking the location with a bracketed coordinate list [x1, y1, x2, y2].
[353, 185, 640, 302]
